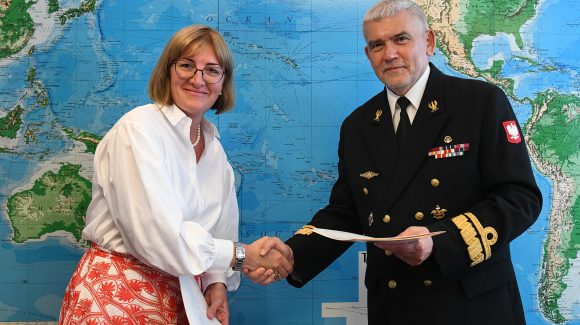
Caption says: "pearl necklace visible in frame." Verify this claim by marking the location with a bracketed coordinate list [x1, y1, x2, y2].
[192, 124, 202, 147]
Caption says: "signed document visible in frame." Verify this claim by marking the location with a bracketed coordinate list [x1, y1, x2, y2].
[311, 227, 445, 243]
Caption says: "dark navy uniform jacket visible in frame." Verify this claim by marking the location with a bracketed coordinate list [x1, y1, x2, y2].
[286, 63, 542, 325]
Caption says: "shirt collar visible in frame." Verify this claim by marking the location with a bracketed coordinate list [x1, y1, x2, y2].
[158, 104, 220, 139]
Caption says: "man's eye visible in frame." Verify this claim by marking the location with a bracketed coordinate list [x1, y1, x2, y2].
[370, 43, 384, 51]
[396, 36, 410, 43]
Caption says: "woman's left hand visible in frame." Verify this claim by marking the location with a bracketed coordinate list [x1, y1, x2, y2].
[204, 282, 229, 324]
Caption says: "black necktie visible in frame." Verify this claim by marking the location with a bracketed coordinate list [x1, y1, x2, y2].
[396, 96, 411, 151]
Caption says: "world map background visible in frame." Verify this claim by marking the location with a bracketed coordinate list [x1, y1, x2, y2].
[0, 0, 578, 324]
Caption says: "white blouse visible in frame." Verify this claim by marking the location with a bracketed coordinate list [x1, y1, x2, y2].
[82, 103, 240, 292]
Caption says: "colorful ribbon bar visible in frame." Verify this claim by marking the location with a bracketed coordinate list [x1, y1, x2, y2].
[428, 143, 470, 159]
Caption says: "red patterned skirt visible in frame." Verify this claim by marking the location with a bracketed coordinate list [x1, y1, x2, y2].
[59, 243, 189, 324]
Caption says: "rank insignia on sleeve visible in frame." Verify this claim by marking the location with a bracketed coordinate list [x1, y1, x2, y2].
[502, 121, 521, 144]
[294, 225, 314, 236]
[428, 143, 470, 159]
[451, 212, 498, 267]
[360, 171, 379, 179]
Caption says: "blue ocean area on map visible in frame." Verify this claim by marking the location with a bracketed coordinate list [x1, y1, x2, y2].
[0, 0, 578, 323]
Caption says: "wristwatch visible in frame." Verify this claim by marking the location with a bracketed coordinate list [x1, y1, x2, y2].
[232, 242, 245, 271]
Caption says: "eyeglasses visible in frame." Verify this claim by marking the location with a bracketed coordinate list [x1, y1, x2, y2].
[173, 58, 225, 84]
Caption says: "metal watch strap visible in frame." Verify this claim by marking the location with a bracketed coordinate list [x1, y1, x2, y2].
[233, 242, 245, 271]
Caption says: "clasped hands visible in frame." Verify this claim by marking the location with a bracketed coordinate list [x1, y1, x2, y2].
[241, 236, 294, 285]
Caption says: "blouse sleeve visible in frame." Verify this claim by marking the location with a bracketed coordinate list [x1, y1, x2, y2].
[200, 162, 241, 291]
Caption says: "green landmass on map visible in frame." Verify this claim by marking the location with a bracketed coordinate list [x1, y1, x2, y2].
[27, 66, 50, 108]
[528, 91, 580, 323]
[0, 0, 96, 59]
[0, 104, 24, 138]
[0, 0, 35, 59]
[59, 0, 96, 25]
[63, 127, 102, 154]
[461, 0, 538, 64]
[48, 0, 60, 14]
[6, 163, 92, 243]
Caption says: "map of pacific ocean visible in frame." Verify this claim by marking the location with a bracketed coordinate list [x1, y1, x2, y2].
[0, 0, 578, 324]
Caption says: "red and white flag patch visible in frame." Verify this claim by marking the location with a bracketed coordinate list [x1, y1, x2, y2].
[502, 121, 521, 144]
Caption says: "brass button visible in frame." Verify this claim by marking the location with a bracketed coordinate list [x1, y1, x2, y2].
[388, 280, 397, 289]
[423, 280, 432, 287]
[382, 214, 391, 223]
[430, 178, 440, 187]
[414, 212, 424, 221]
[363, 187, 369, 195]
[384, 249, 393, 256]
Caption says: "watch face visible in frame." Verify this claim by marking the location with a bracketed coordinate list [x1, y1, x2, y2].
[233, 243, 245, 271]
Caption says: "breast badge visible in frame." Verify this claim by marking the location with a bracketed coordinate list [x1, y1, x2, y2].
[360, 171, 379, 180]
[431, 205, 447, 219]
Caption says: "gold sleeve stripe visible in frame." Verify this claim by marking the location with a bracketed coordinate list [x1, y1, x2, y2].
[465, 212, 498, 261]
[451, 214, 485, 266]
[294, 225, 314, 236]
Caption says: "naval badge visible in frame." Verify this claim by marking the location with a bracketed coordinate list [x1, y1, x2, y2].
[360, 171, 379, 180]
[431, 205, 447, 219]
[427, 100, 439, 112]
[444, 136, 452, 143]
[374, 109, 383, 122]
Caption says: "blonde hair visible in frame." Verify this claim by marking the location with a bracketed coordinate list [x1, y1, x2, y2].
[148, 25, 235, 114]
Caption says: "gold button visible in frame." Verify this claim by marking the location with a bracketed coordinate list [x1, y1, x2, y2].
[414, 212, 424, 221]
[363, 187, 369, 195]
[423, 280, 432, 287]
[382, 214, 391, 223]
[388, 280, 397, 289]
[430, 178, 440, 187]
[384, 250, 393, 256]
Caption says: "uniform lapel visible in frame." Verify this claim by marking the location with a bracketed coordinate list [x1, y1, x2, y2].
[362, 89, 399, 184]
[383, 64, 449, 211]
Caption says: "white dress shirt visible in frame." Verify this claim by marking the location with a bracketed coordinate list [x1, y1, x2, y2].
[82, 103, 240, 293]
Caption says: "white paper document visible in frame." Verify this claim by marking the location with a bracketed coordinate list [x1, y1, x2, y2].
[311, 227, 445, 243]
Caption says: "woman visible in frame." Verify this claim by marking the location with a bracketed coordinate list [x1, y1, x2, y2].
[59, 25, 292, 325]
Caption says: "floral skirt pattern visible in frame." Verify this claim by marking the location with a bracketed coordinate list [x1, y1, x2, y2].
[59, 243, 189, 324]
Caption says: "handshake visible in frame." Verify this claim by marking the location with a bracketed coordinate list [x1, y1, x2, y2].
[238, 237, 294, 285]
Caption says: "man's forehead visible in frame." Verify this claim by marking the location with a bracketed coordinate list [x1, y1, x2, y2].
[364, 15, 422, 40]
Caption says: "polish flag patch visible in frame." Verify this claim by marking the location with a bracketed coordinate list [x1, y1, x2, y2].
[502, 121, 521, 144]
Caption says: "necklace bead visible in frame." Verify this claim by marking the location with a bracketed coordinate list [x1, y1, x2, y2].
[192, 124, 202, 147]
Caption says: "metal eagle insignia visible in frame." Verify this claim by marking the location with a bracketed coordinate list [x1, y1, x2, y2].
[360, 171, 379, 179]
[427, 100, 439, 112]
[431, 205, 447, 219]
[374, 109, 383, 122]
